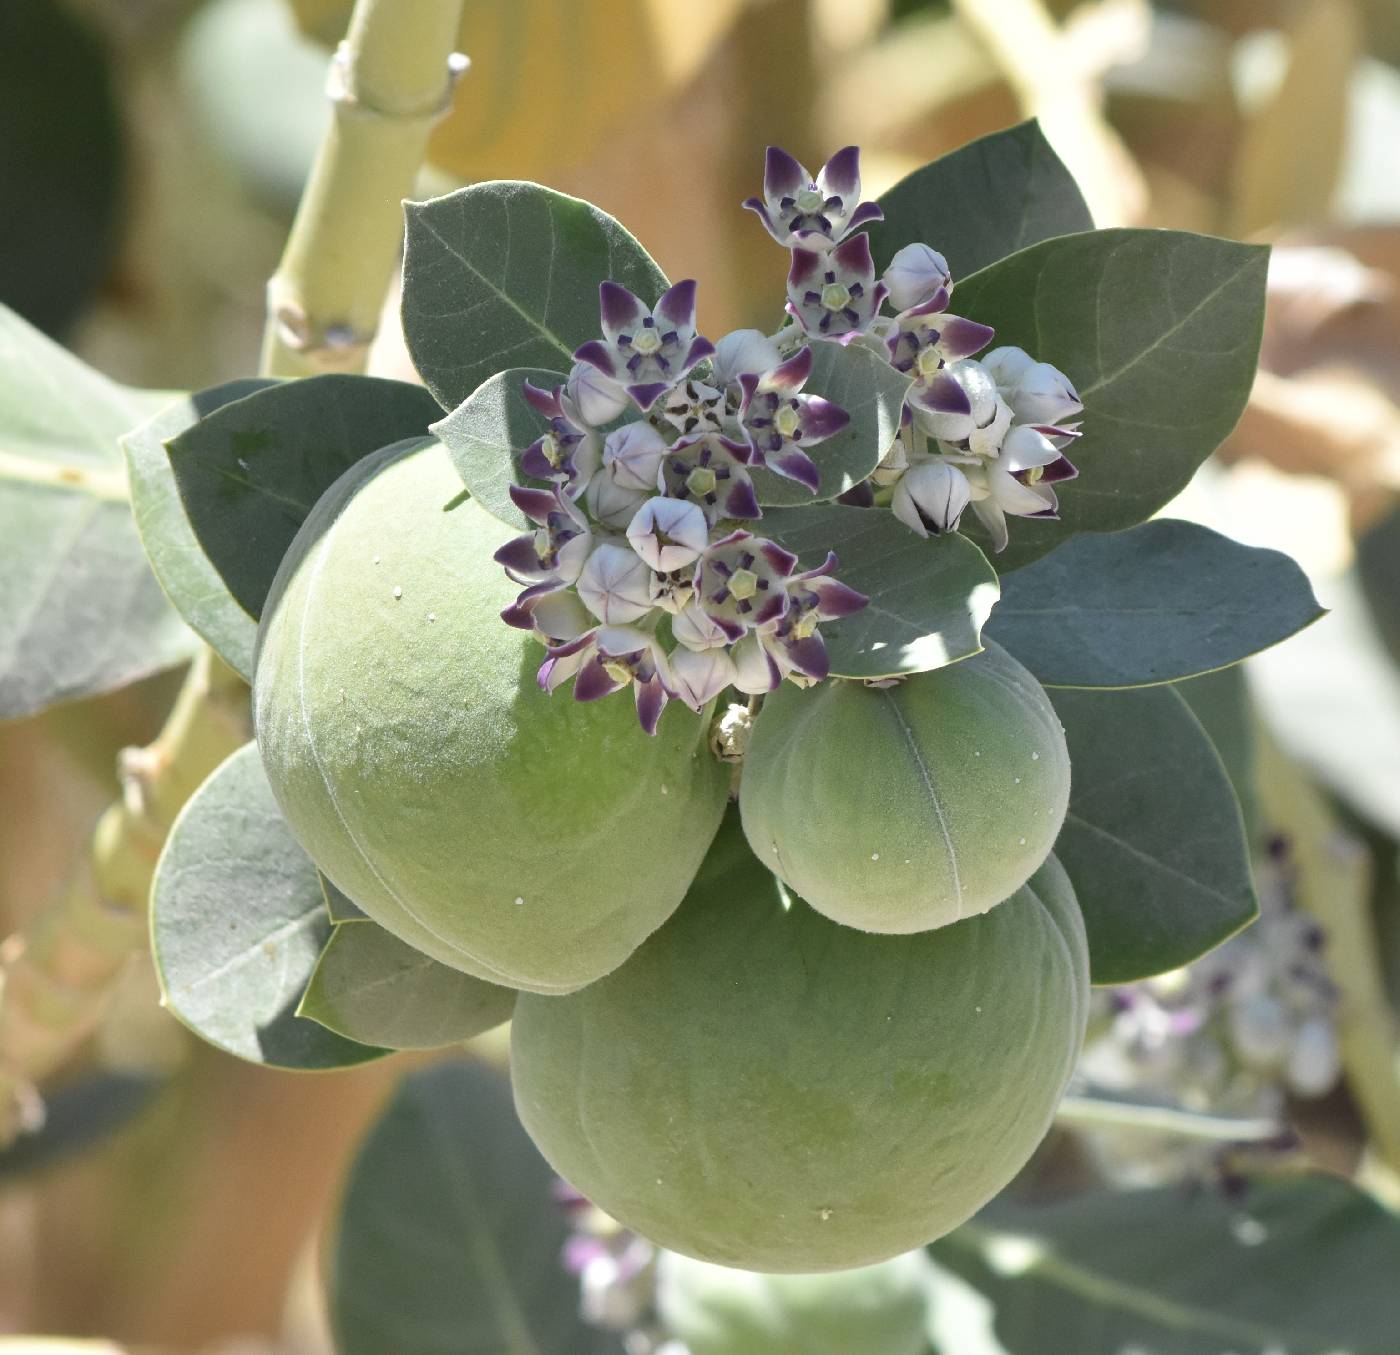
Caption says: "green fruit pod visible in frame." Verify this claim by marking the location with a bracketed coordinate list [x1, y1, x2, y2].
[253, 438, 729, 995]
[739, 643, 1070, 933]
[656, 1247, 936, 1355]
[511, 820, 1089, 1272]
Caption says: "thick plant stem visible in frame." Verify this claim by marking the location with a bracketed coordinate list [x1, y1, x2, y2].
[260, 0, 469, 377]
[0, 651, 247, 1144]
[1255, 732, 1400, 1182]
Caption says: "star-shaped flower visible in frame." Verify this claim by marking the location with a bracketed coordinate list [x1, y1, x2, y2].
[661, 432, 761, 524]
[736, 346, 850, 493]
[786, 235, 888, 339]
[518, 381, 602, 493]
[743, 145, 883, 250]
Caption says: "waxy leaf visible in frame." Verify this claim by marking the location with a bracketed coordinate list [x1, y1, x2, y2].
[301, 922, 516, 1051]
[321, 872, 369, 924]
[1175, 665, 1260, 845]
[988, 519, 1323, 688]
[433, 365, 568, 530]
[402, 180, 669, 411]
[122, 379, 277, 680]
[934, 1176, 1400, 1355]
[331, 1059, 626, 1355]
[762, 504, 999, 679]
[152, 743, 387, 1070]
[867, 120, 1094, 279]
[164, 374, 442, 621]
[1050, 686, 1257, 985]
[751, 341, 910, 506]
[0, 306, 197, 719]
[954, 229, 1269, 571]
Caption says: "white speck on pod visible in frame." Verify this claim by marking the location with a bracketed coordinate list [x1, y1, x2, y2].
[818, 1208, 834, 1222]
[427, 612, 437, 622]
[512, 896, 524, 907]
[1018, 837, 1027, 846]
[392, 585, 403, 599]
[660, 784, 669, 795]
[1031, 751, 1040, 760]
[372, 555, 380, 565]
[1014, 776, 1021, 784]
[871, 852, 880, 861]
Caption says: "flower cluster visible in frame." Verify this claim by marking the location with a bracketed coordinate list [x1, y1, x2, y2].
[496, 145, 1088, 728]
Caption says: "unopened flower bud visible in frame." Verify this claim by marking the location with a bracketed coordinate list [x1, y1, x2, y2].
[603, 422, 668, 492]
[883, 242, 952, 312]
[567, 361, 630, 426]
[712, 328, 782, 387]
[891, 460, 972, 537]
[626, 497, 709, 572]
[576, 544, 660, 624]
[982, 346, 1083, 424]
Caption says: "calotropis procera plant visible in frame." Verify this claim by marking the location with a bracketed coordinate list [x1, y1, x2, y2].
[16, 84, 1383, 1332]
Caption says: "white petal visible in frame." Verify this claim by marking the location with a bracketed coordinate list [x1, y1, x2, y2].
[969, 496, 1009, 553]
[671, 600, 730, 651]
[669, 646, 737, 710]
[712, 328, 782, 386]
[730, 633, 782, 694]
[883, 242, 952, 312]
[603, 422, 669, 492]
[999, 423, 1061, 473]
[530, 590, 594, 642]
[566, 363, 631, 426]
[585, 471, 652, 530]
[626, 496, 709, 572]
[576, 544, 659, 624]
[980, 345, 1036, 388]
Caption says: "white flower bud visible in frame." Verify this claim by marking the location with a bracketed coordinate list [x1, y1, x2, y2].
[602, 422, 668, 492]
[982, 347, 1082, 423]
[626, 497, 709, 572]
[1286, 1016, 1341, 1098]
[891, 460, 972, 537]
[1227, 994, 1292, 1069]
[576, 543, 660, 624]
[669, 645, 738, 711]
[566, 361, 631, 426]
[585, 470, 651, 530]
[980, 345, 1037, 388]
[882, 242, 952, 312]
[712, 328, 782, 386]
[671, 600, 730, 651]
[966, 396, 1013, 458]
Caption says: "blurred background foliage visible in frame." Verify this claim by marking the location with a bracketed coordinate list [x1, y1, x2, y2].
[4, 0, 1400, 1349]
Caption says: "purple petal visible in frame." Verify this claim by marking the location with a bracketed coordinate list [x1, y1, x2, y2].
[519, 438, 555, 481]
[502, 602, 536, 630]
[507, 483, 559, 522]
[635, 677, 667, 735]
[548, 630, 597, 660]
[902, 289, 952, 321]
[913, 371, 973, 416]
[768, 447, 820, 492]
[811, 578, 868, 618]
[787, 248, 824, 289]
[681, 334, 716, 370]
[521, 380, 563, 419]
[1040, 453, 1078, 483]
[781, 631, 829, 680]
[837, 480, 875, 508]
[764, 145, 807, 200]
[493, 534, 546, 579]
[757, 540, 798, 576]
[626, 381, 671, 411]
[711, 615, 748, 642]
[752, 592, 789, 627]
[819, 145, 861, 199]
[846, 200, 884, 231]
[655, 279, 698, 331]
[599, 281, 646, 339]
[938, 316, 996, 361]
[797, 395, 849, 442]
[724, 478, 762, 520]
[573, 657, 624, 702]
[573, 339, 617, 378]
[742, 198, 785, 244]
[737, 371, 761, 419]
[766, 346, 813, 397]
[832, 232, 875, 281]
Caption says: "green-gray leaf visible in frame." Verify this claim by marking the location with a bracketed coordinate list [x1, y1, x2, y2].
[1175, 665, 1260, 845]
[321, 871, 370, 923]
[987, 519, 1323, 688]
[751, 342, 910, 506]
[433, 365, 568, 529]
[761, 504, 999, 679]
[151, 742, 387, 1070]
[300, 922, 516, 1051]
[330, 1059, 626, 1355]
[866, 120, 1094, 279]
[402, 180, 669, 411]
[954, 229, 1269, 571]
[0, 306, 198, 719]
[1051, 686, 1257, 984]
[164, 374, 443, 621]
[934, 1176, 1400, 1355]
[122, 380, 278, 680]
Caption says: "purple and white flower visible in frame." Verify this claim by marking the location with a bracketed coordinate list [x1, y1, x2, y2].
[964, 427, 1079, 553]
[743, 145, 883, 250]
[574, 280, 715, 412]
[737, 346, 850, 492]
[786, 235, 888, 339]
[518, 381, 602, 492]
[891, 459, 973, 538]
[657, 377, 726, 437]
[982, 345, 1084, 425]
[661, 432, 761, 524]
[541, 625, 675, 735]
[909, 357, 999, 443]
[495, 485, 593, 630]
[625, 496, 709, 572]
[888, 304, 995, 379]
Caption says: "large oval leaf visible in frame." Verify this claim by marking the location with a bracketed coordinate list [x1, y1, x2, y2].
[122, 380, 278, 680]
[934, 1176, 1400, 1355]
[866, 120, 1094, 280]
[402, 180, 668, 411]
[953, 229, 1269, 571]
[300, 923, 517, 1051]
[330, 1059, 625, 1355]
[988, 519, 1323, 688]
[432, 365, 568, 530]
[0, 306, 197, 719]
[1050, 686, 1257, 985]
[164, 374, 443, 621]
[761, 504, 999, 679]
[151, 743, 386, 1070]
[751, 341, 910, 506]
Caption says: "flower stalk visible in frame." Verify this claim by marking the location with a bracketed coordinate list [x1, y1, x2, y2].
[260, 0, 469, 377]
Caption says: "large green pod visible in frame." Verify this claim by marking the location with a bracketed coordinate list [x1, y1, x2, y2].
[655, 1248, 936, 1355]
[511, 820, 1089, 1271]
[253, 439, 728, 995]
[739, 643, 1070, 933]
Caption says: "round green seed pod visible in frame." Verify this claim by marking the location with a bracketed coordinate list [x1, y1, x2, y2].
[739, 643, 1070, 933]
[656, 1248, 936, 1355]
[253, 438, 729, 995]
[511, 821, 1089, 1271]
